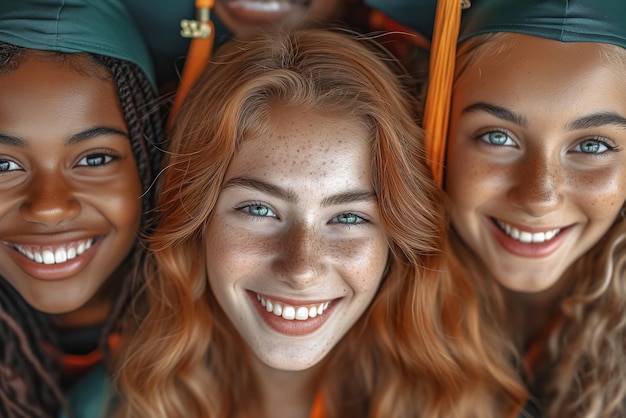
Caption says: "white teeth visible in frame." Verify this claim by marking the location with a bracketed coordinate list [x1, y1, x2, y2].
[43, 250, 55, 265]
[13, 239, 94, 265]
[282, 306, 296, 320]
[496, 220, 560, 244]
[256, 294, 331, 321]
[295, 307, 309, 320]
[237, 1, 293, 12]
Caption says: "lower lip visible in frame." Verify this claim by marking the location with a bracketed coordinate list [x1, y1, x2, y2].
[4, 240, 100, 281]
[247, 291, 337, 337]
[490, 219, 571, 258]
[219, 0, 305, 25]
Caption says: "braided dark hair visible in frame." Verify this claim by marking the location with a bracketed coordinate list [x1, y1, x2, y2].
[0, 42, 163, 418]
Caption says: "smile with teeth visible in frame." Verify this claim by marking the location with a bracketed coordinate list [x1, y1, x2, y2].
[496, 220, 561, 244]
[256, 293, 330, 321]
[13, 239, 94, 265]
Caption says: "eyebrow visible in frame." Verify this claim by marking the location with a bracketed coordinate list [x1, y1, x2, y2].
[66, 126, 129, 144]
[0, 126, 128, 147]
[223, 177, 377, 207]
[463, 103, 528, 127]
[566, 112, 626, 131]
[0, 133, 25, 147]
[463, 103, 626, 132]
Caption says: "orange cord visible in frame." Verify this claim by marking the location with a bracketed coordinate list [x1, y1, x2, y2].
[423, 0, 462, 185]
[166, 0, 216, 132]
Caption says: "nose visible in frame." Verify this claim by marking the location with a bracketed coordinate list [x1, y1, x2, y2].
[272, 221, 325, 289]
[20, 172, 81, 226]
[507, 152, 563, 217]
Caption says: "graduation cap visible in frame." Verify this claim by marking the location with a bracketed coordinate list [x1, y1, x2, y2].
[0, 0, 156, 87]
[459, 0, 626, 48]
[424, 0, 626, 185]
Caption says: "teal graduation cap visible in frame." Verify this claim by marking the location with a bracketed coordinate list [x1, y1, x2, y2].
[0, 0, 156, 87]
[423, 0, 626, 184]
[460, 0, 626, 49]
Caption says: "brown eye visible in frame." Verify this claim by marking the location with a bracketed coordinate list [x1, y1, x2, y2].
[76, 153, 115, 167]
[0, 159, 21, 172]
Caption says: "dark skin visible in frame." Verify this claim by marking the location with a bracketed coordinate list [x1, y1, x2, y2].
[0, 51, 142, 328]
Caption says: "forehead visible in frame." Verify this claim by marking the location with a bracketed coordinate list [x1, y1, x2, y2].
[0, 51, 124, 139]
[454, 34, 626, 116]
[227, 108, 371, 184]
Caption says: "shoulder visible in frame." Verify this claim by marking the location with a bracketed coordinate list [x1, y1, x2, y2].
[59, 363, 117, 418]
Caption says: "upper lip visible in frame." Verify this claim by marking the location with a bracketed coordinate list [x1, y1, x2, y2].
[490, 217, 568, 233]
[2, 232, 103, 247]
[251, 291, 337, 306]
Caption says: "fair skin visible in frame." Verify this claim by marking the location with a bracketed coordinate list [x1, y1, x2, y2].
[0, 52, 142, 322]
[446, 34, 626, 300]
[214, 0, 344, 38]
[205, 107, 388, 418]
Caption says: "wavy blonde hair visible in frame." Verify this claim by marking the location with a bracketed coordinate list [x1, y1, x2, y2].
[453, 32, 626, 418]
[114, 28, 526, 418]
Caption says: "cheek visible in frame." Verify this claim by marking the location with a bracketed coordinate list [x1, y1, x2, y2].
[205, 217, 271, 278]
[447, 154, 513, 210]
[102, 175, 143, 232]
[568, 167, 626, 221]
[332, 236, 388, 292]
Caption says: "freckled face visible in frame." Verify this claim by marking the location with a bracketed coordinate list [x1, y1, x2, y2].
[446, 34, 626, 292]
[0, 52, 141, 313]
[214, 0, 344, 38]
[205, 107, 388, 371]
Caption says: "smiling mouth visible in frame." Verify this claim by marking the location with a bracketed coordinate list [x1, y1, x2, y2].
[256, 293, 331, 321]
[12, 238, 95, 265]
[223, 0, 309, 8]
[494, 219, 561, 244]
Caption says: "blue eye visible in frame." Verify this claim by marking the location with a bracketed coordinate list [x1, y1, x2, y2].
[572, 139, 613, 154]
[477, 130, 516, 147]
[76, 153, 116, 167]
[332, 212, 366, 225]
[237, 203, 276, 218]
[0, 159, 21, 172]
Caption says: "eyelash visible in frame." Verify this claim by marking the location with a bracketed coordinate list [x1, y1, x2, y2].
[571, 137, 622, 156]
[473, 129, 516, 147]
[330, 212, 369, 228]
[75, 150, 119, 167]
[0, 158, 22, 173]
[233, 202, 277, 220]
[233, 202, 370, 228]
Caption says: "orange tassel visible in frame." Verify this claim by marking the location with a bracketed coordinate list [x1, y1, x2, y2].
[423, 0, 462, 185]
[166, 0, 216, 132]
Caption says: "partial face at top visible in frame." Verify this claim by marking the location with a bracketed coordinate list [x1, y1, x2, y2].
[214, 0, 344, 38]
[0, 52, 142, 313]
[446, 34, 626, 293]
[205, 107, 389, 371]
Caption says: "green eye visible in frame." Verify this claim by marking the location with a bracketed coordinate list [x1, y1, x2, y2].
[249, 204, 271, 217]
[333, 213, 365, 225]
[477, 130, 516, 147]
[237, 203, 277, 218]
[575, 139, 609, 154]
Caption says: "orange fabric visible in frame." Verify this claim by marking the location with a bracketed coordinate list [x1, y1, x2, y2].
[368, 10, 431, 50]
[48, 333, 121, 383]
[309, 390, 325, 418]
[423, 0, 462, 185]
[166, 0, 216, 132]
[523, 316, 562, 382]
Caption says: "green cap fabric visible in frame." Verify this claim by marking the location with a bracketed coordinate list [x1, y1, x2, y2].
[364, 0, 437, 38]
[0, 0, 156, 87]
[460, 0, 626, 49]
